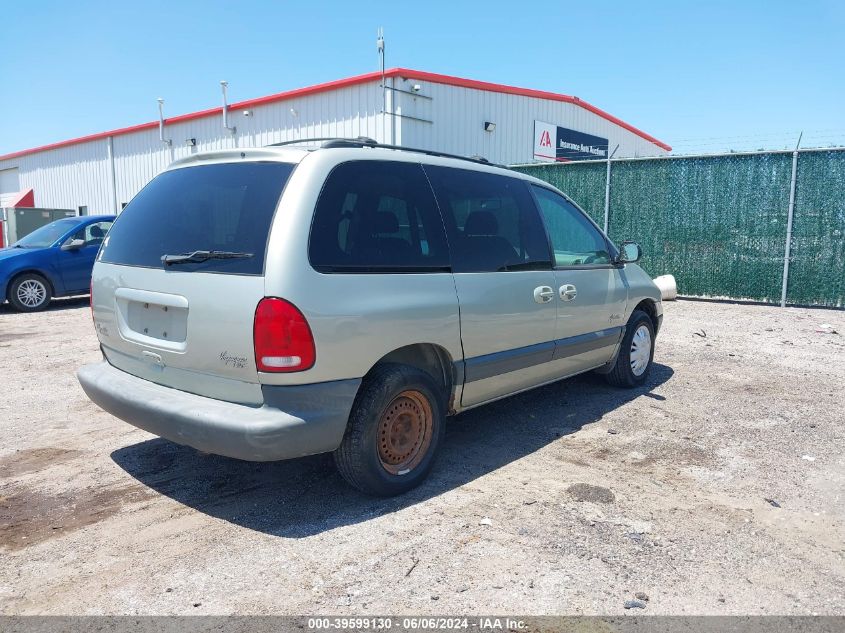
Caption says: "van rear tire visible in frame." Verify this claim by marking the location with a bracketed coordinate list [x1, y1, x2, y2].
[334, 363, 445, 496]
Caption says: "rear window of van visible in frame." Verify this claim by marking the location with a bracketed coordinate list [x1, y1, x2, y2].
[99, 162, 295, 275]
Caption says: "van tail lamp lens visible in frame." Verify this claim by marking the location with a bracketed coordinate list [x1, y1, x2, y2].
[253, 298, 315, 373]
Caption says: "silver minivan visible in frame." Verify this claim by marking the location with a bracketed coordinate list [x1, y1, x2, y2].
[78, 139, 662, 496]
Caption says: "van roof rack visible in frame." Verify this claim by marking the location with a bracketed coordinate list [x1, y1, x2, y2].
[264, 137, 501, 168]
[265, 137, 376, 148]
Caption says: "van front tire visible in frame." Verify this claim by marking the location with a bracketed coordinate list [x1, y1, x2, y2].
[334, 363, 445, 496]
[604, 310, 655, 388]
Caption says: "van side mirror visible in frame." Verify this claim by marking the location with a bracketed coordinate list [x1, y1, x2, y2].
[61, 238, 86, 251]
[616, 241, 642, 264]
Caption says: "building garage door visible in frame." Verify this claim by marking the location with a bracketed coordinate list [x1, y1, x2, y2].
[1, 168, 21, 246]
[0, 167, 21, 206]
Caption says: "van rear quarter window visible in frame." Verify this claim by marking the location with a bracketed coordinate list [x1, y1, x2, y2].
[309, 161, 450, 273]
[424, 166, 552, 273]
[99, 162, 294, 275]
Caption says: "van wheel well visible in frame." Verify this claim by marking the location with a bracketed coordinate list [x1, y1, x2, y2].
[368, 344, 456, 414]
[633, 299, 659, 333]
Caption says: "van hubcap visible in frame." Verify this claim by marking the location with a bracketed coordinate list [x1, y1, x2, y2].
[630, 324, 652, 376]
[17, 279, 47, 308]
[377, 390, 433, 475]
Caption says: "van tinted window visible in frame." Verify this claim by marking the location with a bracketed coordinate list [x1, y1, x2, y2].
[309, 161, 450, 273]
[424, 166, 552, 273]
[99, 162, 294, 275]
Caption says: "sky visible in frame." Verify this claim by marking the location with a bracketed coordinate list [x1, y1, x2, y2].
[1, 0, 844, 156]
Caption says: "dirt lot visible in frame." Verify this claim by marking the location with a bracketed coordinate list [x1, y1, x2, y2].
[0, 298, 843, 615]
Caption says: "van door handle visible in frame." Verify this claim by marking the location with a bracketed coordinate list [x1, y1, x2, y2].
[533, 286, 554, 303]
[559, 284, 578, 301]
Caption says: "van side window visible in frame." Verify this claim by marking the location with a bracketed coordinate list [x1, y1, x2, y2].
[424, 166, 551, 273]
[530, 185, 612, 267]
[309, 161, 450, 273]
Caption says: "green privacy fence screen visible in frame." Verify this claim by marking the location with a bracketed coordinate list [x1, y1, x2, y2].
[516, 161, 608, 225]
[788, 150, 845, 307]
[512, 148, 845, 308]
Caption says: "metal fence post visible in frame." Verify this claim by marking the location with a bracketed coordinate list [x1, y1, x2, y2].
[780, 133, 802, 307]
[604, 144, 619, 234]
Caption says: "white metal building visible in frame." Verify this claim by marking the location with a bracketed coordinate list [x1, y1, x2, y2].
[0, 68, 670, 215]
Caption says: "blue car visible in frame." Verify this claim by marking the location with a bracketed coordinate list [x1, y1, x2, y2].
[0, 215, 115, 312]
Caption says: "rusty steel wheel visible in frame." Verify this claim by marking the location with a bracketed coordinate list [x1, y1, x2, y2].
[377, 390, 434, 475]
[334, 363, 445, 496]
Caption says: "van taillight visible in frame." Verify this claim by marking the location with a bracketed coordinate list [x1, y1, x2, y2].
[253, 298, 315, 372]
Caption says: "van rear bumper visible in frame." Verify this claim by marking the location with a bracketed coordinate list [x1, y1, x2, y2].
[77, 361, 360, 461]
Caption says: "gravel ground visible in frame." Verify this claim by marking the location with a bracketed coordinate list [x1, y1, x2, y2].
[0, 297, 843, 615]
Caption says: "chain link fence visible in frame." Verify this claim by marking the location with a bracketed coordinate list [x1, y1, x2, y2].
[512, 148, 845, 308]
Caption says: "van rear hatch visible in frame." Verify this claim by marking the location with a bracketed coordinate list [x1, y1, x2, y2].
[92, 160, 295, 405]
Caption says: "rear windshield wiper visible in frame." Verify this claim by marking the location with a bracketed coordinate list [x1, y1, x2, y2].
[161, 250, 254, 266]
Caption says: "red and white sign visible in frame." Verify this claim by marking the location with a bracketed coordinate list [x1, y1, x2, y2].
[533, 121, 558, 162]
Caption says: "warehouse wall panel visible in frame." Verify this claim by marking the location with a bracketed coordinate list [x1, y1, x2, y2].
[394, 77, 666, 164]
[0, 140, 113, 212]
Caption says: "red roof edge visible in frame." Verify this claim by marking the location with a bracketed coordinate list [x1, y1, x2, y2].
[12, 188, 35, 207]
[1, 188, 35, 207]
[390, 68, 671, 152]
[0, 67, 670, 161]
